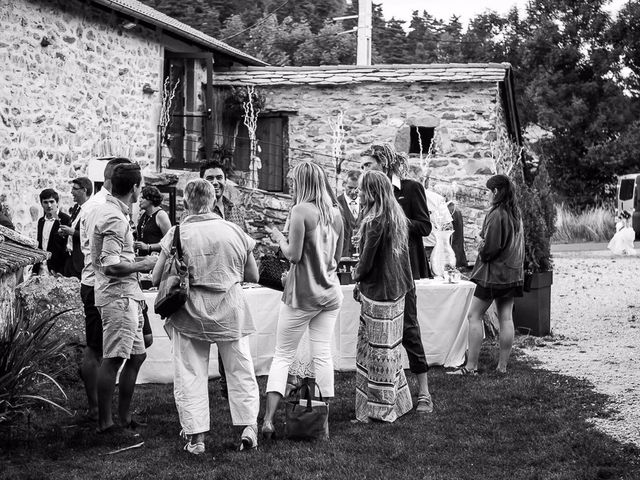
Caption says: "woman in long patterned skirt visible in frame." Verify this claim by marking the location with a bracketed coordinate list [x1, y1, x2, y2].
[352, 170, 415, 422]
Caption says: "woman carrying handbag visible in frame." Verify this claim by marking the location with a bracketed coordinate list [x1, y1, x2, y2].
[152, 179, 261, 455]
[261, 161, 344, 440]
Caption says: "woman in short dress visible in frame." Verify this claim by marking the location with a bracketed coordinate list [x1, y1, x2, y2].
[352, 170, 414, 422]
[453, 174, 524, 375]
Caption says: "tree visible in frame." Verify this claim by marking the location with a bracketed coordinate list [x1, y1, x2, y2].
[610, 1, 640, 95]
[406, 10, 443, 63]
[294, 21, 356, 65]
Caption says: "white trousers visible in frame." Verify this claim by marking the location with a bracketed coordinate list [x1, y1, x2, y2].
[266, 303, 339, 397]
[170, 327, 259, 435]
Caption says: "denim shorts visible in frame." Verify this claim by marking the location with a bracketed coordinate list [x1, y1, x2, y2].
[99, 297, 145, 359]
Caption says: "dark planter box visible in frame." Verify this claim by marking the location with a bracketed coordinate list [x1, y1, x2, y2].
[513, 271, 553, 336]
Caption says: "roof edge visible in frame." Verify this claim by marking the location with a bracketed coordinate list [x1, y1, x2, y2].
[88, 0, 268, 66]
[215, 62, 512, 73]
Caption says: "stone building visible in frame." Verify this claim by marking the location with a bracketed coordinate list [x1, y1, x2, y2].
[0, 0, 264, 236]
[2, 0, 522, 260]
[211, 64, 522, 256]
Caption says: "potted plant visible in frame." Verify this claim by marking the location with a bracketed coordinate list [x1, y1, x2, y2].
[510, 157, 556, 336]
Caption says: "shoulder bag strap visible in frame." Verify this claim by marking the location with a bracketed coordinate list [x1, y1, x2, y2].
[171, 224, 182, 259]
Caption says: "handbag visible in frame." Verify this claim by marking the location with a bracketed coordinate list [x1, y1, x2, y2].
[284, 383, 329, 441]
[154, 225, 189, 318]
[258, 249, 290, 291]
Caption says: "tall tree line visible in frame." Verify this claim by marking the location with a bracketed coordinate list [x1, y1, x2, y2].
[142, 0, 640, 206]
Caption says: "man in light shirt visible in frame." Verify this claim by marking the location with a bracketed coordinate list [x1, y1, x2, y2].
[91, 162, 157, 434]
[422, 173, 453, 266]
[77, 157, 130, 422]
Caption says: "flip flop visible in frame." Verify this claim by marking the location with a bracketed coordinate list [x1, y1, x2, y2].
[447, 366, 478, 376]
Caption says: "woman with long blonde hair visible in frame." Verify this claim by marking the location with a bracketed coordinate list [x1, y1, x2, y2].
[262, 161, 344, 438]
[352, 170, 415, 422]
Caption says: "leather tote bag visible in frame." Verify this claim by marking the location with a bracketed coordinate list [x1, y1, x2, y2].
[154, 225, 188, 318]
[284, 383, 329, 441]
[258, 249, 290, 291]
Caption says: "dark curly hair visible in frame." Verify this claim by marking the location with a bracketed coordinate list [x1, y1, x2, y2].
[141, 186, 163, 207]
[360, 143, 408, 178]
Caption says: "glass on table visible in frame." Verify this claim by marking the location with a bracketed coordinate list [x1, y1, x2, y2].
[351, 232, 361, 259]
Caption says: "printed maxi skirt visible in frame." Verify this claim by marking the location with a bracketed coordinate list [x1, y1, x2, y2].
[355, 294, 413, 422]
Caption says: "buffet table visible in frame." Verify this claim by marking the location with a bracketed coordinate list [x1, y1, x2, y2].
[136, 279, 476, 384]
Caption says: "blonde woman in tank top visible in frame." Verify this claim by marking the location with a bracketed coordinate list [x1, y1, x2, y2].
[262, 161, 344, 440]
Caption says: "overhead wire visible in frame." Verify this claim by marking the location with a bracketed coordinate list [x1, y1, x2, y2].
[221, 0, 291, 41]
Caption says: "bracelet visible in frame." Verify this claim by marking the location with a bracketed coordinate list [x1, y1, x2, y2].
[147, 243, 151, 252]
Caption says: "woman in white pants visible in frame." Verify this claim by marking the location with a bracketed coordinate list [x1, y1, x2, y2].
[152, 179, 260, 455]
[263, 161, 344, 439]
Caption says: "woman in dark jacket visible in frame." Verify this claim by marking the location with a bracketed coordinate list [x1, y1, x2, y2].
[352, 170, 415, 422]
[453, 174, 524, 375]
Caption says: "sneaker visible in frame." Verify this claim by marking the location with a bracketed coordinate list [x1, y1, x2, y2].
[416, 395, 434, 414]
[239, 425, 258, 451]
[184, 441, 205, 455]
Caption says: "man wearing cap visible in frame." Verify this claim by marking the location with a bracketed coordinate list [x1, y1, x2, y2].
[61, 177, 93, 278]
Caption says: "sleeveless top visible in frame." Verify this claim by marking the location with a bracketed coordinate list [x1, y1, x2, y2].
[282, 208, 343, 311]
[137, 210, 164, 247]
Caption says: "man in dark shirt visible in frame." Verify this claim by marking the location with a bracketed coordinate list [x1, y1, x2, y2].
[360, 143, 434, 414]
[61, 176, 93, 278]
[35, 188, 71, 275]
[337, 170, 362, 258]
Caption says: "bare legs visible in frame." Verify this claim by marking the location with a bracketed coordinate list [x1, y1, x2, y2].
[495, 297, 515, 373]
[262, 391, 282, 429]
[96, 353, 146, 431]
[465, 296, 515, 372]
[79, 346, 101, 419]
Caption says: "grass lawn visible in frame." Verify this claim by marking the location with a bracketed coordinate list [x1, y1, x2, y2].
[1, 342, 639, 480]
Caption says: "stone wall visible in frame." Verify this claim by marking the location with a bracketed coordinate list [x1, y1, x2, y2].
[216, 80, 503, 261]
[0, 0, 164, 237]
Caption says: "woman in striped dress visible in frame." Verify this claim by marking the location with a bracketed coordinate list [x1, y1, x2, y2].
[352, 170, 415, 422]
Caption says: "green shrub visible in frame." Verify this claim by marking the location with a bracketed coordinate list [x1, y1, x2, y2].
[0, 305, 72, 424]
[511, 158, 554, 272]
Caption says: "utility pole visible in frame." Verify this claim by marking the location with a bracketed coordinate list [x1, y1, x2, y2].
[356, 0, 372, 66]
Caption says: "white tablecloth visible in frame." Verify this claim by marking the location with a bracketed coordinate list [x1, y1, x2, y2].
[136, 279, 476, 384]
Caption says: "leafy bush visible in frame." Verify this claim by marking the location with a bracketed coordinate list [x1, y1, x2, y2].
[511, 158, 555, 273]
[0, 305, 71, 424]
[552, 204, 616, 243]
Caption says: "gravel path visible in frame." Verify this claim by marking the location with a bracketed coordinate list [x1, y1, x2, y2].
[519, 249, 640, 447]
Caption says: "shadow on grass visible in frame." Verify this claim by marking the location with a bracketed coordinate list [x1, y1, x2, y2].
[2, 344, 639, 480]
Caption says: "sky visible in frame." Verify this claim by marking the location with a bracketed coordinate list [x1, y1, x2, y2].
[375, 0, 628, 27]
